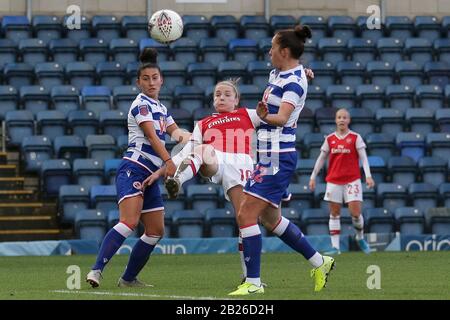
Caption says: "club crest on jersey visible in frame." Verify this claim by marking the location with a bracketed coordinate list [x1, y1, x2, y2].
[159, 116, 167, 133]
[139, 105, 149, 116]
[346, 138, 352, 144]
[262, 87, 273, 103]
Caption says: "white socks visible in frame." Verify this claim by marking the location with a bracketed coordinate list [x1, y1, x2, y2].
[329, 215, 341, 250]
[352, 214, 364, 240]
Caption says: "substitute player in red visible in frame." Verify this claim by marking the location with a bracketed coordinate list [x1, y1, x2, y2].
[309, 108, 375, 255]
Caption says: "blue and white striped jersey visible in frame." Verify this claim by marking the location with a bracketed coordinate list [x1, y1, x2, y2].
[124, 93, 174, 172]
[257, 65, 307, 152]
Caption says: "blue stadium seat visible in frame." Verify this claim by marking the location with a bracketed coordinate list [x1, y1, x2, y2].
[377, 183, 408, 211]
[139, 38, 170, 61]
[377, 37, 404, 66]
[36, 110, 66, 137]
[107, 209, 138, 237]
[361, 184, 376, 208]
[75, 209, 107, 243]
[59, 185, 90, 225]
[296, 107, 314, 142]
[79, 38, 108, 65]
[439, 183, 450, 208]
[104, 158, 122, 185]
[35, 62, 64, 88]
[228, 39, 258, 66]
[424, 207, 450, 235]
[174, 85, 204, 114]
[3, 62, 34, 88]
[187, 62, 216, 89]
[364, 208, 395, 233]
[434, 39, 450, 64]
[90, 185, 117, 213]
[415, 85, 444, 111]
[303, 133, 326, 159]
[338, 208, 354, 235]
[240, 15, 270, 42]
[337, 61, 365, 87]
[68, 110, 98, 140]
[318, 37, 347, 65]
[270, 15, 297, 34]
[217, 61, 246, 82]
[387, 156, 416, 185]
[444, 16, 450, 38]
[365, 132, 396, 163]
[418, 156, 447, 187]
[199, 37, 227, 67]
[415, 16, 441, 42]
[92, 15, 121, 43]
[299, 16, 327, 40]
[326, 85, 355, 109]
[404, 37, 433, 66]
[86, 134, 117, 163]
[247, 61, 272, 91]
[308, 61, 335, 88]
[436, 109, 450, 133]
[1, 16, 31, 44]
[409, 183, 439, 212]
[109, 38, 138, 66]
[302, 208, 329, 235]
[73, 159, 104, 191]
[186, 184, 219, 213]
[182, 15, 211, 43]
[170, 37, 199, 65]
[54, 135, 87, 162]
[385, 16, 413, 41]
[116, 135, 128, 156]
[367, 156, 387, 185]
[5, 110, 34, 147]
[96, 62, 125, 89]
[356, 16, 383, 42]
[396, 132, 426, 162]
[113, 85, 139, 112]
[65, 62, 95, 90]
[376, 108, 404, 133]
[169, 108, 192, 132]
[51, 85, 80, 116]
[405, 108, 435, 135]
[426, 133, 450, 159]
[239, 84, 261, 108]
[258, 37, 272, 61]
[366, 61, 394, 88]
[313, 183, 328, 210]
[210, 15, 239, 43]
[159, 61, 186, 92]
[395, 207, 425, 235]
[296, 159, 319, 184]
[302, 38, 317, 65]
[205, 208, 236, 237]
[48, 39, 79, 66]
[32, 15, 62, 43]
[20, 85, 50, 114]
[63, 14, 91, 43]
[173, 210, 205, 238]
[424, 61, 450, 87]
[395, 61, 423, 88]
[386, 84, 414, 112]
[286, 183, 314, 212]
[99, 110, 127, 137]
[0, 86, 18, 120]
[348, 38, 376, 66]
[159, 86, 174, 109]
[21, 135, 52, 172]
[121, 16, 148, 43]
[356, 84, 385, 113]
[328, 16, 356, 42]
[40, 159, 72, 196]
[0, 39, 17, 67]
[305, 85, 326, 112]
[18, 38, 48, 66]
[81, 86, 112, 117]
[348, 107, 374, 138]
[315, 107, 338, 134]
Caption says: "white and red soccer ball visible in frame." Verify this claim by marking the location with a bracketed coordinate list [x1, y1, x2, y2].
[148, 9, 184, 44]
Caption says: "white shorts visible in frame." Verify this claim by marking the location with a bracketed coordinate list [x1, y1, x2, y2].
[208, 150, 254, 201]
[324, 179, 363, 204]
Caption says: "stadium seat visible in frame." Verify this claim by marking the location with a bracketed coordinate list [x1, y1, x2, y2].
[35, 62, 64, 88]
[394, 207, 425, 235]
[169, 108, 192, 132]
[337, 208, 354, 235]
[337, 61, 365, 87]
[68, 110, 99, 140]
[217, 61, 246, 82]
[296, 107, 314, 142]
[409, 183, 439, 212]
[92, 15, 121, 43]
[361, 184, 376, 209]
[21, 135, 53, 172]
[5, 110, 34, 147]
[108, 209, 138, 237]
[318, 37, 347, 65]
[377, 183, 408, 211]
[159, 61, 187, 92]
[81, 86, 112, 117]
[286, 183, 314, 212]
[138, 39, 170, 62]
[328, 16, 356, 42]
[258, 37, 272, 61]
[377, 37, 404, 66]
[302, 38, 317, 65]
[0, 39, 18, 67]
[405, 108, 435, 135]
[75, 209, 107, 243]
[404, 37, 433, 66]
[99, 110, 127, 137]
[96, 62, 125, 89]
[40, 159, 72, 196]
[439, 183, 450, 208]
[424, 207, 450, 234]
[395, 61, 423, 88]
[109, 38, 138, 66]
[418, 156, 447, 187]
[302, 133, 326, 159]
[51, 85, 80, 116]
[301, 208, 329, 235]
[247, 61, 272, 91]
[59, 185, 90, 225]
[348, 38, 376, 66]
[348, 107, 374, 137]
[199, 37, 227, 67]
[396, 132, 426, 163]
[367, 156, 387, 185]
[65, 62, 95, 90]
[239, 84, 261, 108]
[315, 107, 338, 134]
[424, 61, 450, 87]
[210, 15, 239, 43]
[73, 159, 104, 191]
[113, 85, 139, 113]
[0, 86, 18, 120]
[186, 184, 220, 213]
[116, 135, 128, 156]
[182, 15, 211, 43]
[270, 15, 297, 34]
[104, 158, 122, 185]
[376, 108, 404, 133]
[187, 62, 216, 89]
[356, 84, 385, 113]
[20, 85, 50, 114]
[426, 133, 450, 159]
[171, 37, 199, 65]
[313, 183, 328, 210]
[36, 110, 66, 137]
[386, 84, 415, 112]
[444, 16, 450, 38]
[63, 14, 91, 43]
[193, 107, 213, 122]
[308, 61, 335, 88]
[305, 85, 326, 112]
[1, 16, 31, 45]
[436, 109, 450, 133]
[90, 185, 117, 213]
[299, 16, 327, 40]
[281, 208, 302, 228]
[240, 15, 270, 42]
[387, 156, 417, 185]
[79, 38, 108, 65]
[174, 85, 204, 114]
[205, 208, 236, 237]
[172, 210, 205, 238]
[86, 134, 117, 163]
[121, 16, 148, 43]
[3, 62, 34, 88]
[434, 39, 450, 64]
[32, 15, 62, 44]
[356, 16, 383, 42]
[415, 85, 444, 111]
[228, 39, 258, 66]
[296, 159, 320, 184]
[385, 16, 413, 41]
[415, 16, 441, 42]
[54, 135, 87, 162]
[364, 208, 395, 234]
[366, 61, 394, 88]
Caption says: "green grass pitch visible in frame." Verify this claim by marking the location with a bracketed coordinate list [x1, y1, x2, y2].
[0, 251, 449, 300]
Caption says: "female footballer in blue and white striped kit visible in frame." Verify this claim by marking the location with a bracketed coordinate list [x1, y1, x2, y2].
[229, 25, 335, 295]
[86, 48, 189, 288]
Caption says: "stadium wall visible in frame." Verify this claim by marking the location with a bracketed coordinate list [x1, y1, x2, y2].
[1, 0, 450, 18]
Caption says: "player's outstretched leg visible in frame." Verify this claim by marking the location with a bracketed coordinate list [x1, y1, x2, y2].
[165, 152, 203, 199]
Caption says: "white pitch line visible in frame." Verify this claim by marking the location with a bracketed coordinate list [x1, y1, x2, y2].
[50, 290, 235, 300]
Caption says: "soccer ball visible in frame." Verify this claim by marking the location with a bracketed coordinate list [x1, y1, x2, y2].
[148, 9, 183, 44]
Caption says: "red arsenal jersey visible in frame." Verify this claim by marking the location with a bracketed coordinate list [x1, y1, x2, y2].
[322, 131, 366, 184]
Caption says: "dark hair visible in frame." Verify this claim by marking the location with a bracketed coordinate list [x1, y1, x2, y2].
[275, 24, 312, 59]
[137, 48, 161, 78]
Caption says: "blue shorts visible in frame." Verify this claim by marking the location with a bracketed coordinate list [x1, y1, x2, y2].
[116, 160, 164, 213]
[244, 151, 297, 208]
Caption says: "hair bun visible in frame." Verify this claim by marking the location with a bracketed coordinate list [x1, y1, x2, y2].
[139, 48, 158, 64]
[294, 25, 312, 42]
